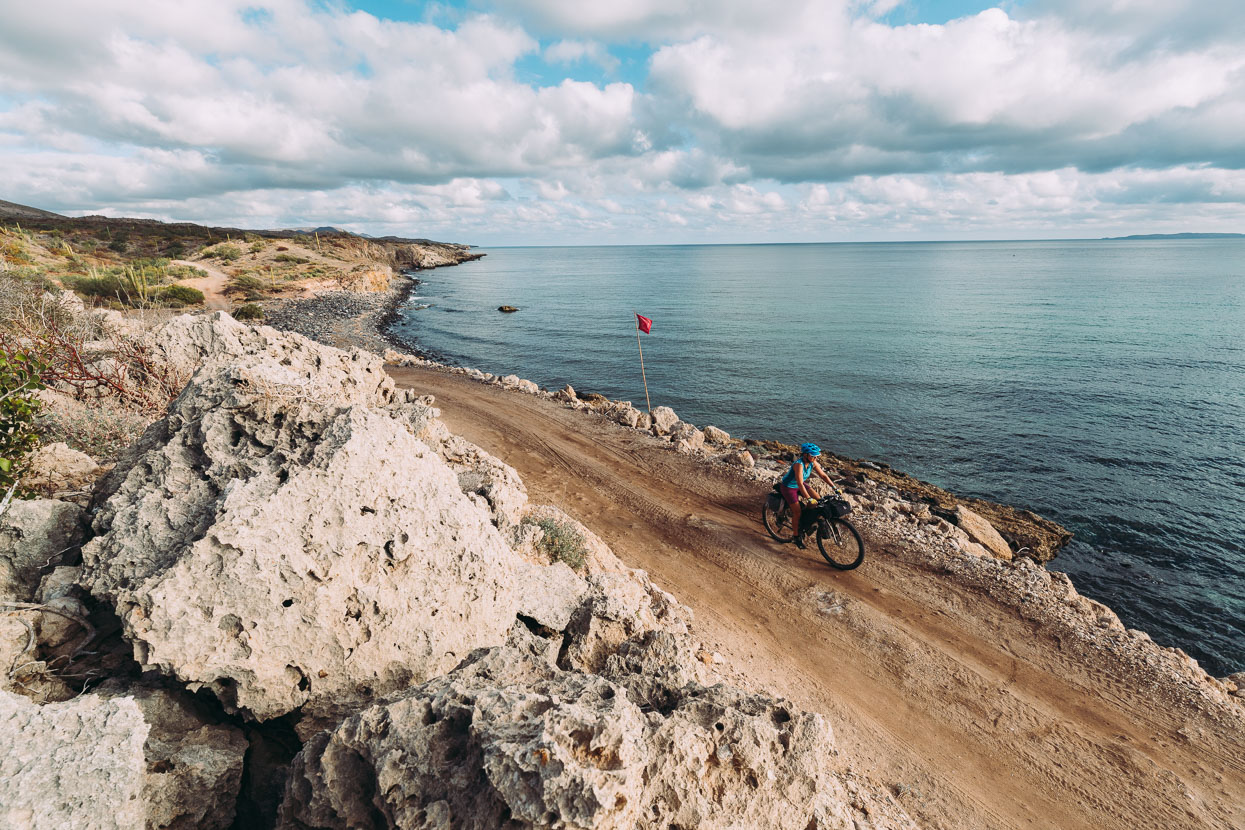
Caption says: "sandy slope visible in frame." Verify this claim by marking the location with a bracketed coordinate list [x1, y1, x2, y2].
[389, 364, 1244, 830]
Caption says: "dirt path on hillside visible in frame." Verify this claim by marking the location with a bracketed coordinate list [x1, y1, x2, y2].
[390, 365, 1244, 830]
[173, 259, 230, 310]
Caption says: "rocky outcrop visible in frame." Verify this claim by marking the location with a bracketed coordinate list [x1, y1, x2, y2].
[703, 425, 731, 445]
[954, 505, 1013, 560]
[20, 443, 102, 501]
[79, 316, 583, 729]
[649, 406, 679, 435]
[278, 646, 918, 830]
[0, 499, 85, 602]
[0, 683, 246, 829]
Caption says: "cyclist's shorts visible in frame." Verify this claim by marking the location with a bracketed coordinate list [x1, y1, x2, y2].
[781, 485, 800, 506]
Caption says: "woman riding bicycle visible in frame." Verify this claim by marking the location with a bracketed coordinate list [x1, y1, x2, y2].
[781, 443, 837, 548]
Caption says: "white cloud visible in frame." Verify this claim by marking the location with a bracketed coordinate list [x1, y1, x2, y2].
[543, 39, 620, 73]
[0, 1, 1243, 241]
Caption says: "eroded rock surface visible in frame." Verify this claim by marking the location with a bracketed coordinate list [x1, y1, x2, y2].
[0, 499, 85, 602]
[0, 683, 246, 830]
[79, 316, 580, 728]
[278, 646, 914, 830]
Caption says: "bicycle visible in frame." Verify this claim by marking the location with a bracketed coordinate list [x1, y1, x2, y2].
[762, 484, 865, 570]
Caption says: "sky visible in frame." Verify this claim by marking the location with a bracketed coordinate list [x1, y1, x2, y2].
[1, 0, 1243, 244]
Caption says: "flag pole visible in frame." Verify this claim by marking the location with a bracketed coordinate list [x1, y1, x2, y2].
[634, 312, 652, 415]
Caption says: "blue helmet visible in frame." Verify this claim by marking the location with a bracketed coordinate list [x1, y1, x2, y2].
[800, 442, 821, 457]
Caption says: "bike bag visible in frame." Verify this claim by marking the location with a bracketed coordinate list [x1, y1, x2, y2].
[826, 498, 852, 518]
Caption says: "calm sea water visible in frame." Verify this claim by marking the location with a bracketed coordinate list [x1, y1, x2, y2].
[388, 241, 1245, 677]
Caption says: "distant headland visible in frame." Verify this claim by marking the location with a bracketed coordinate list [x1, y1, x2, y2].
[1101, 232, 1245, 240]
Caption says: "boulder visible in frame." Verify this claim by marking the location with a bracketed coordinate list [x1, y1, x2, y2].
[79, 319, 577, 728]
[553, 384, 577, 404]
[0, 683, 246, 830]
[703, 425, 731, 445]
[432, 433, 529, 530]
[649, 406, 679, 435]
[560, 570, 692, 675]
[634, 411, 652, 431]
[724, 449, 755, 468]
[20, 442, 102, 500]
[0, 499, 86, 602]
[277, 646, 898, 830]
[669, 422, 705, 451]
[954, 505, 1013, 560]
[517, 379, 540, 395]
[610, 404, 641, 429]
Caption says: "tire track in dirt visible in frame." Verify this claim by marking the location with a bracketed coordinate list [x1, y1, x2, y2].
[391, 364, 1245, 830]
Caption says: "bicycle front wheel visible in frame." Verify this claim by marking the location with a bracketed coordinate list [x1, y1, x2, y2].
[816, 518, 865, 570]
[762, 500, 795, 543]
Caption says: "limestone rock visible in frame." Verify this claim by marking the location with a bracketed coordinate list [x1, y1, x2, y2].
[553, 384, 578, 404]
[79, 319, 569, 727]
[649, 406, 679, 435]
[0, 499, 85, 602]
[724, 449, 755, 468]
[0, 683, 246, 830]
[954, 505, 1013, 560]
[433, 433, 529, 530]
[611, 405, 641, 429]
[20, 442, 102, 499]
[669, 422, 704, 451]
[560, 570, 692, 675]
[635, 411, 652, 431]
[278, 646, 892, 830]
[703, 425, 731, 445]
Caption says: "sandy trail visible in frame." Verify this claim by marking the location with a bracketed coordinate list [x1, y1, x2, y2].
[173, 259, 230, 310]
[391, 365, 1244, 830]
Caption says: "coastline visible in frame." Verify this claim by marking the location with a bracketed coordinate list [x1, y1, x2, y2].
[258, 273, 1238, 684]
[269, 274, 1076, 567]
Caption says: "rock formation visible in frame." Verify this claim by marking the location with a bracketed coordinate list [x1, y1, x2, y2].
[79, 315, 581, 729]
[277, 647, 918, 830]
[0, 683, 246, 830]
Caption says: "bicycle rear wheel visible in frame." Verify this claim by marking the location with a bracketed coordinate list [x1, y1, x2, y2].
[816, 518, 865, 570]
[762, 500, 795, 543]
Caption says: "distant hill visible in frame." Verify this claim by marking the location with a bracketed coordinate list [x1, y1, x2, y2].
[0, 199, 64, 220]
[1102, 232, 1245, 240]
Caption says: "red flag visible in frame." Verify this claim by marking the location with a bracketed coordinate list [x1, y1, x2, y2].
[636, 313, 653, 334]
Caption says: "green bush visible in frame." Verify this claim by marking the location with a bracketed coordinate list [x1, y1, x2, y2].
[160, 284, 204, 305]
[0, 351, 46, 493]
[234, 303, 264, 321]
[527, 517, 588, 570]
[230, 274, 267, 292]
[203, 243, 243, 262]
[274, 253, 308, 264]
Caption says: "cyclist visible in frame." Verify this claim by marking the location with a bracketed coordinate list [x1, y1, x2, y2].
[780, 442, 837, 548]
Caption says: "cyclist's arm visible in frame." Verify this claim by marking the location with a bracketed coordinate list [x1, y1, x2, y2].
[811, 460, 839, 493]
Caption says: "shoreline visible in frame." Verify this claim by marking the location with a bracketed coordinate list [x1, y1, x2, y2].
[258, 278, 1241, 678]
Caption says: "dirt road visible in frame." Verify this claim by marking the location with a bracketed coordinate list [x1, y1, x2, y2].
[173, 259, 230, 310]
[391, 365, 1245, 830]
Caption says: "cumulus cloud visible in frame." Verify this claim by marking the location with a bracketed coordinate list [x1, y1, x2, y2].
[0, 0, 1242, 240]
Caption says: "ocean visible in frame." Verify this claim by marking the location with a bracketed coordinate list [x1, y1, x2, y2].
[386, 240, 1245, 677]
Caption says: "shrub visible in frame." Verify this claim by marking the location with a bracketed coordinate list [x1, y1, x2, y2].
[36, 400, 149, 463]
[249, 240, 266, 254]
[0, 350, 46, 495]
[160, 284, 204, 306]
[527, 517, 588, 570]
[274, 253, 308, 264]
[234, 303, 264, 321]
[230, 273, 267, 292]
[203, 243, 243, 262]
